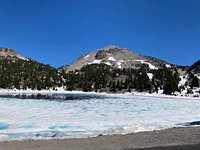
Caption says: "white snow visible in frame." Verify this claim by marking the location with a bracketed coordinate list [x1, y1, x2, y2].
[147, 73, 153, 80]
[88, 59, 102, 65]
[116, 60, 124, 68]
[135, 60, 158, 70]
[0, 93, 200, 140]
[165, 64, 171, 68]
[195, 74, 200, 80]
[108, 57, 116, 61]
[104, 62, 112, 66]
[179, 75, 188, 87]
[117, 62, 122, 68]
[84, 55, 89, 59]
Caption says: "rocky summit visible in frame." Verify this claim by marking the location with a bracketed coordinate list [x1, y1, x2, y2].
[64, 45, 170, 72]
[0, 48, 29, 61]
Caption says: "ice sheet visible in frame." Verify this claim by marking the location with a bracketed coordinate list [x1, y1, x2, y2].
[0, 94, 200, 140]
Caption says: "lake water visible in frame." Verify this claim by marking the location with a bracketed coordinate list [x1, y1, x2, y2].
[0, 93, 200, 140]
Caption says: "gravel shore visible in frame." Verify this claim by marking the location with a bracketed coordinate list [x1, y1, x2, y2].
[1, 126, 200, 150]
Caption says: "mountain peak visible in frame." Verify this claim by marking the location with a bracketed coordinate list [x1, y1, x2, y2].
[0, 47, 15, 53]
[0, 47, 29, 60]
[64, 46, 170, 72]
[99, 45, 119, 51]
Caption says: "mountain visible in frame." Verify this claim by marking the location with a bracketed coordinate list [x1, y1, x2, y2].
[0, 48, 64, 90]
[0, 46, 198, 96]
[0, 48, 29, 60]
[189, 59, 200, 74]
[64, 45, 171, 72]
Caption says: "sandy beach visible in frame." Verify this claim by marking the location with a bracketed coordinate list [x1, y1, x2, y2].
[0, 126, 200, 150]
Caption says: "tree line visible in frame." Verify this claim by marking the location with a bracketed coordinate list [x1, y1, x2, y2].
[0, 59, 199, 95]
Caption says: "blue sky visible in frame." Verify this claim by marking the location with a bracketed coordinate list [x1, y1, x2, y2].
[0, 0, 200, 67]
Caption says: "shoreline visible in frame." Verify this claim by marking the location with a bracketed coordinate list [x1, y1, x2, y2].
[1, 126, 200, 150]
[0, 88, 199, 100]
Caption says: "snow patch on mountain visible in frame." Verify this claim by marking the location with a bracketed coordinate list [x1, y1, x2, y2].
[179, 75, 188, 87]
[84, 55, 89, 59]
[135, 60, 158, 70]
[108, 57, 116, 61]
[195, 74, 200, 79]
[104, 62, 112, 66]
[166, 64, 171, 68]
[117, 62, 122, 68]
[88, 59, 102, 65]
[147, 73, 153, 80]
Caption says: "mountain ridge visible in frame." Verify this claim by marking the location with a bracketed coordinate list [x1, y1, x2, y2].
[0, 46, 199, 95]
[0, 47, 29, 61]
[0, 46, 197, 71]
[64, 45, 171, 72]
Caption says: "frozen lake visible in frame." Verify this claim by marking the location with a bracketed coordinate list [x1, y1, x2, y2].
[0, 93, 200, 140]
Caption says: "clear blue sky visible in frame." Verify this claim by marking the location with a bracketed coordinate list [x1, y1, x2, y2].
[0, 0, 200, 67]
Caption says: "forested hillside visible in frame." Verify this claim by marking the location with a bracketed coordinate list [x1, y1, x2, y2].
[0, 59, 181, 95]
[65, 64, 180, 95]
[0, 59, 63, 90]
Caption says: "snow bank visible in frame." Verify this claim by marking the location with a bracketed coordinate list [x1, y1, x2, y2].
[107, 57, 116, 61]
[135, 60, 158, 70]
[88, 59, 102, 65]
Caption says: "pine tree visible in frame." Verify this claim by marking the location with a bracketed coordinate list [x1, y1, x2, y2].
[191, 76, 199, 87]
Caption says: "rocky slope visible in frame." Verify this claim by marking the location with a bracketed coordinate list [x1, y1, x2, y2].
[189, 59, 200, 75]
[0, 48, 29, 60]
[64, 45, 171, 72]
